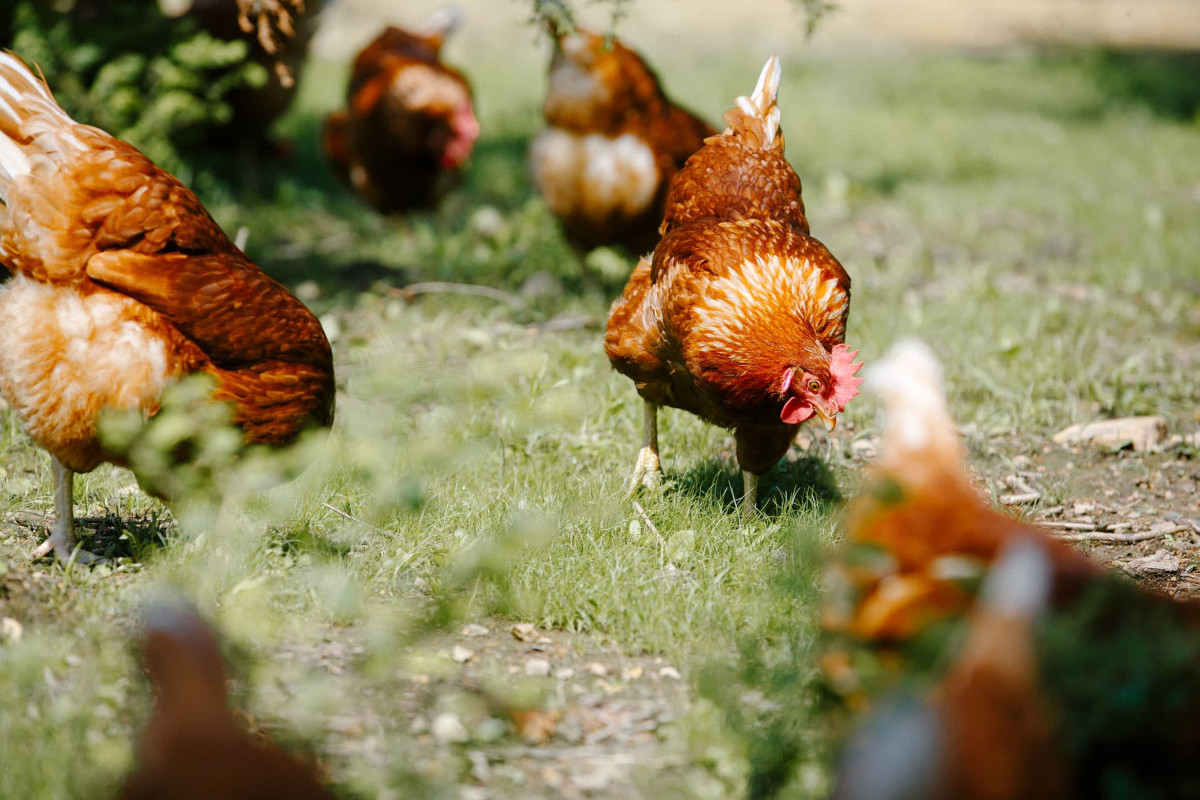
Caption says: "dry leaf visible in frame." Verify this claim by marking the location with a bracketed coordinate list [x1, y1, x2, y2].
[1053, 416, 1168, 452]
[511, 622, 538, 641]
[1121, 548, 1180, 576]
[510, 709, 562, 745]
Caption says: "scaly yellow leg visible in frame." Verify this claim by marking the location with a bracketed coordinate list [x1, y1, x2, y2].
[627, 400, 662, 495]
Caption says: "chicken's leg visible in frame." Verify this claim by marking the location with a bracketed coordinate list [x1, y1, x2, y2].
[741, 471, 758, 520]
[627, 400, 663, 495]
[31, 457, 103, 565]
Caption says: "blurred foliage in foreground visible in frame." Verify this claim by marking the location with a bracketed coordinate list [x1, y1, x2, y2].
[8, 1, 266, 175]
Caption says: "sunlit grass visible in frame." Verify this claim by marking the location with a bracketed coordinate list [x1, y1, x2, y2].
[0, 46, 1198, 798]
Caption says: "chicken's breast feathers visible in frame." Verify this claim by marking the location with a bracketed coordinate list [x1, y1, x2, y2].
[607, 218, 850, 428]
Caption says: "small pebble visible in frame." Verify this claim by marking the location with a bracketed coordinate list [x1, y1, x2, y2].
[525, 658, 551, 677]
[431, 712, 469, 745]
[0, 617, 22, 644]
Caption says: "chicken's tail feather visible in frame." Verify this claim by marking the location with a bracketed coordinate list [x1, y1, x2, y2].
[0, 52, 83, 202]
[417, 5, 462, 43]
[721, 54, 783, 151]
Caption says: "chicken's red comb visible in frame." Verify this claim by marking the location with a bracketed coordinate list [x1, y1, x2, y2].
[830, 344, 864, 411]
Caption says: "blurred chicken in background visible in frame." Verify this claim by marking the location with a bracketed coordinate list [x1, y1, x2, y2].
[175, 0, 327, 141]
[826, 340, 1200, 800]
[119, 603, 335, 800]
[323, 7, 480, 213]
[530, 22, 716, 255]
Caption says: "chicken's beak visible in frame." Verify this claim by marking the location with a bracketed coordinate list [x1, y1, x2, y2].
[814, 405, 837, 432]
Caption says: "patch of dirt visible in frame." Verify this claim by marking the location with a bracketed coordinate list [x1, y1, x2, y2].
[267, 621, 693, 797]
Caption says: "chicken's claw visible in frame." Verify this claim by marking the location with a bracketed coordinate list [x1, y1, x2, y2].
[627, 445, 663, 496]
[31, 527, 108, 566]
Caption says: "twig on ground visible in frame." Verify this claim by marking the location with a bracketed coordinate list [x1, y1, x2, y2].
[999, 474, 1040, 505]
[385, 282, 527, 310]
[320, 502, 401, 538]
[1055, 525, 1185, 543]
[1056, 522, 1185, 542]
[531, 314, 596, 333]
[1043, 521, 1100, 531]
[5, 509, 50, 528]
[631, 500, 667, 560]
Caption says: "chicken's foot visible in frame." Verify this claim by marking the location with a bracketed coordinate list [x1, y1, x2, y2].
[741, 471, 758, 520]
[30, 458, 105, 565]
[627, 400, 663, 495]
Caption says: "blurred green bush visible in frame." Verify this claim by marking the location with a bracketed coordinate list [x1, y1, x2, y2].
[8, 0, 268, 175]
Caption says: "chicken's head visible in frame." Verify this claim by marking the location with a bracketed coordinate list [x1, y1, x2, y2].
[780, 343, 863, 430]
[389, 64, 479, 169]
[438, 101, 480, 169]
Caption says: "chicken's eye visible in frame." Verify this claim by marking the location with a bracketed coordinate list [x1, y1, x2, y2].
[807, 379, 822, 393]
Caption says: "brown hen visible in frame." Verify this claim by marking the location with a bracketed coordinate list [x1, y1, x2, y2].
[827, 340, 1100, 642]
[119, 603, 335, 800]
[604, 56, 862, 515]
[828, 340, 1200, 800]
[0, 52, 335, 563]
[323, 8, 480, 213]
[530, 28, 716, 254]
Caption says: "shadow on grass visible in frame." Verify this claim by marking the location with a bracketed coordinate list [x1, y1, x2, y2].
[673, 452, 842, 516]
[69, 513, 173, 562]
[267, 525, 355, 560]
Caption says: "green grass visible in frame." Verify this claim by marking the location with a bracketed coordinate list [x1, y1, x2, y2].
[1, 45, 1199, 799]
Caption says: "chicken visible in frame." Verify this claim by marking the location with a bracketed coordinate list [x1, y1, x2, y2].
[825, 339, 1100, 642]
[529, 27, 717, 254]
[826, 340, 1200, 799]
[604, 55, 862, 515]
[119, 603, 335, 800]
[323, 8, 480, 213]
[832, 541, 1070, 800]
[0, 52, 335, 564]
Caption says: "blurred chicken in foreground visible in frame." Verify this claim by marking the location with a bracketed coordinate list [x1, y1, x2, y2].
[605, 55, 861, 515]
[119, 604, 334, 800]
[827, 340, 1200, 800]
[0, 52, 335, 564]
[530, 25, 716, 254]
[323, 7, 480, 213]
